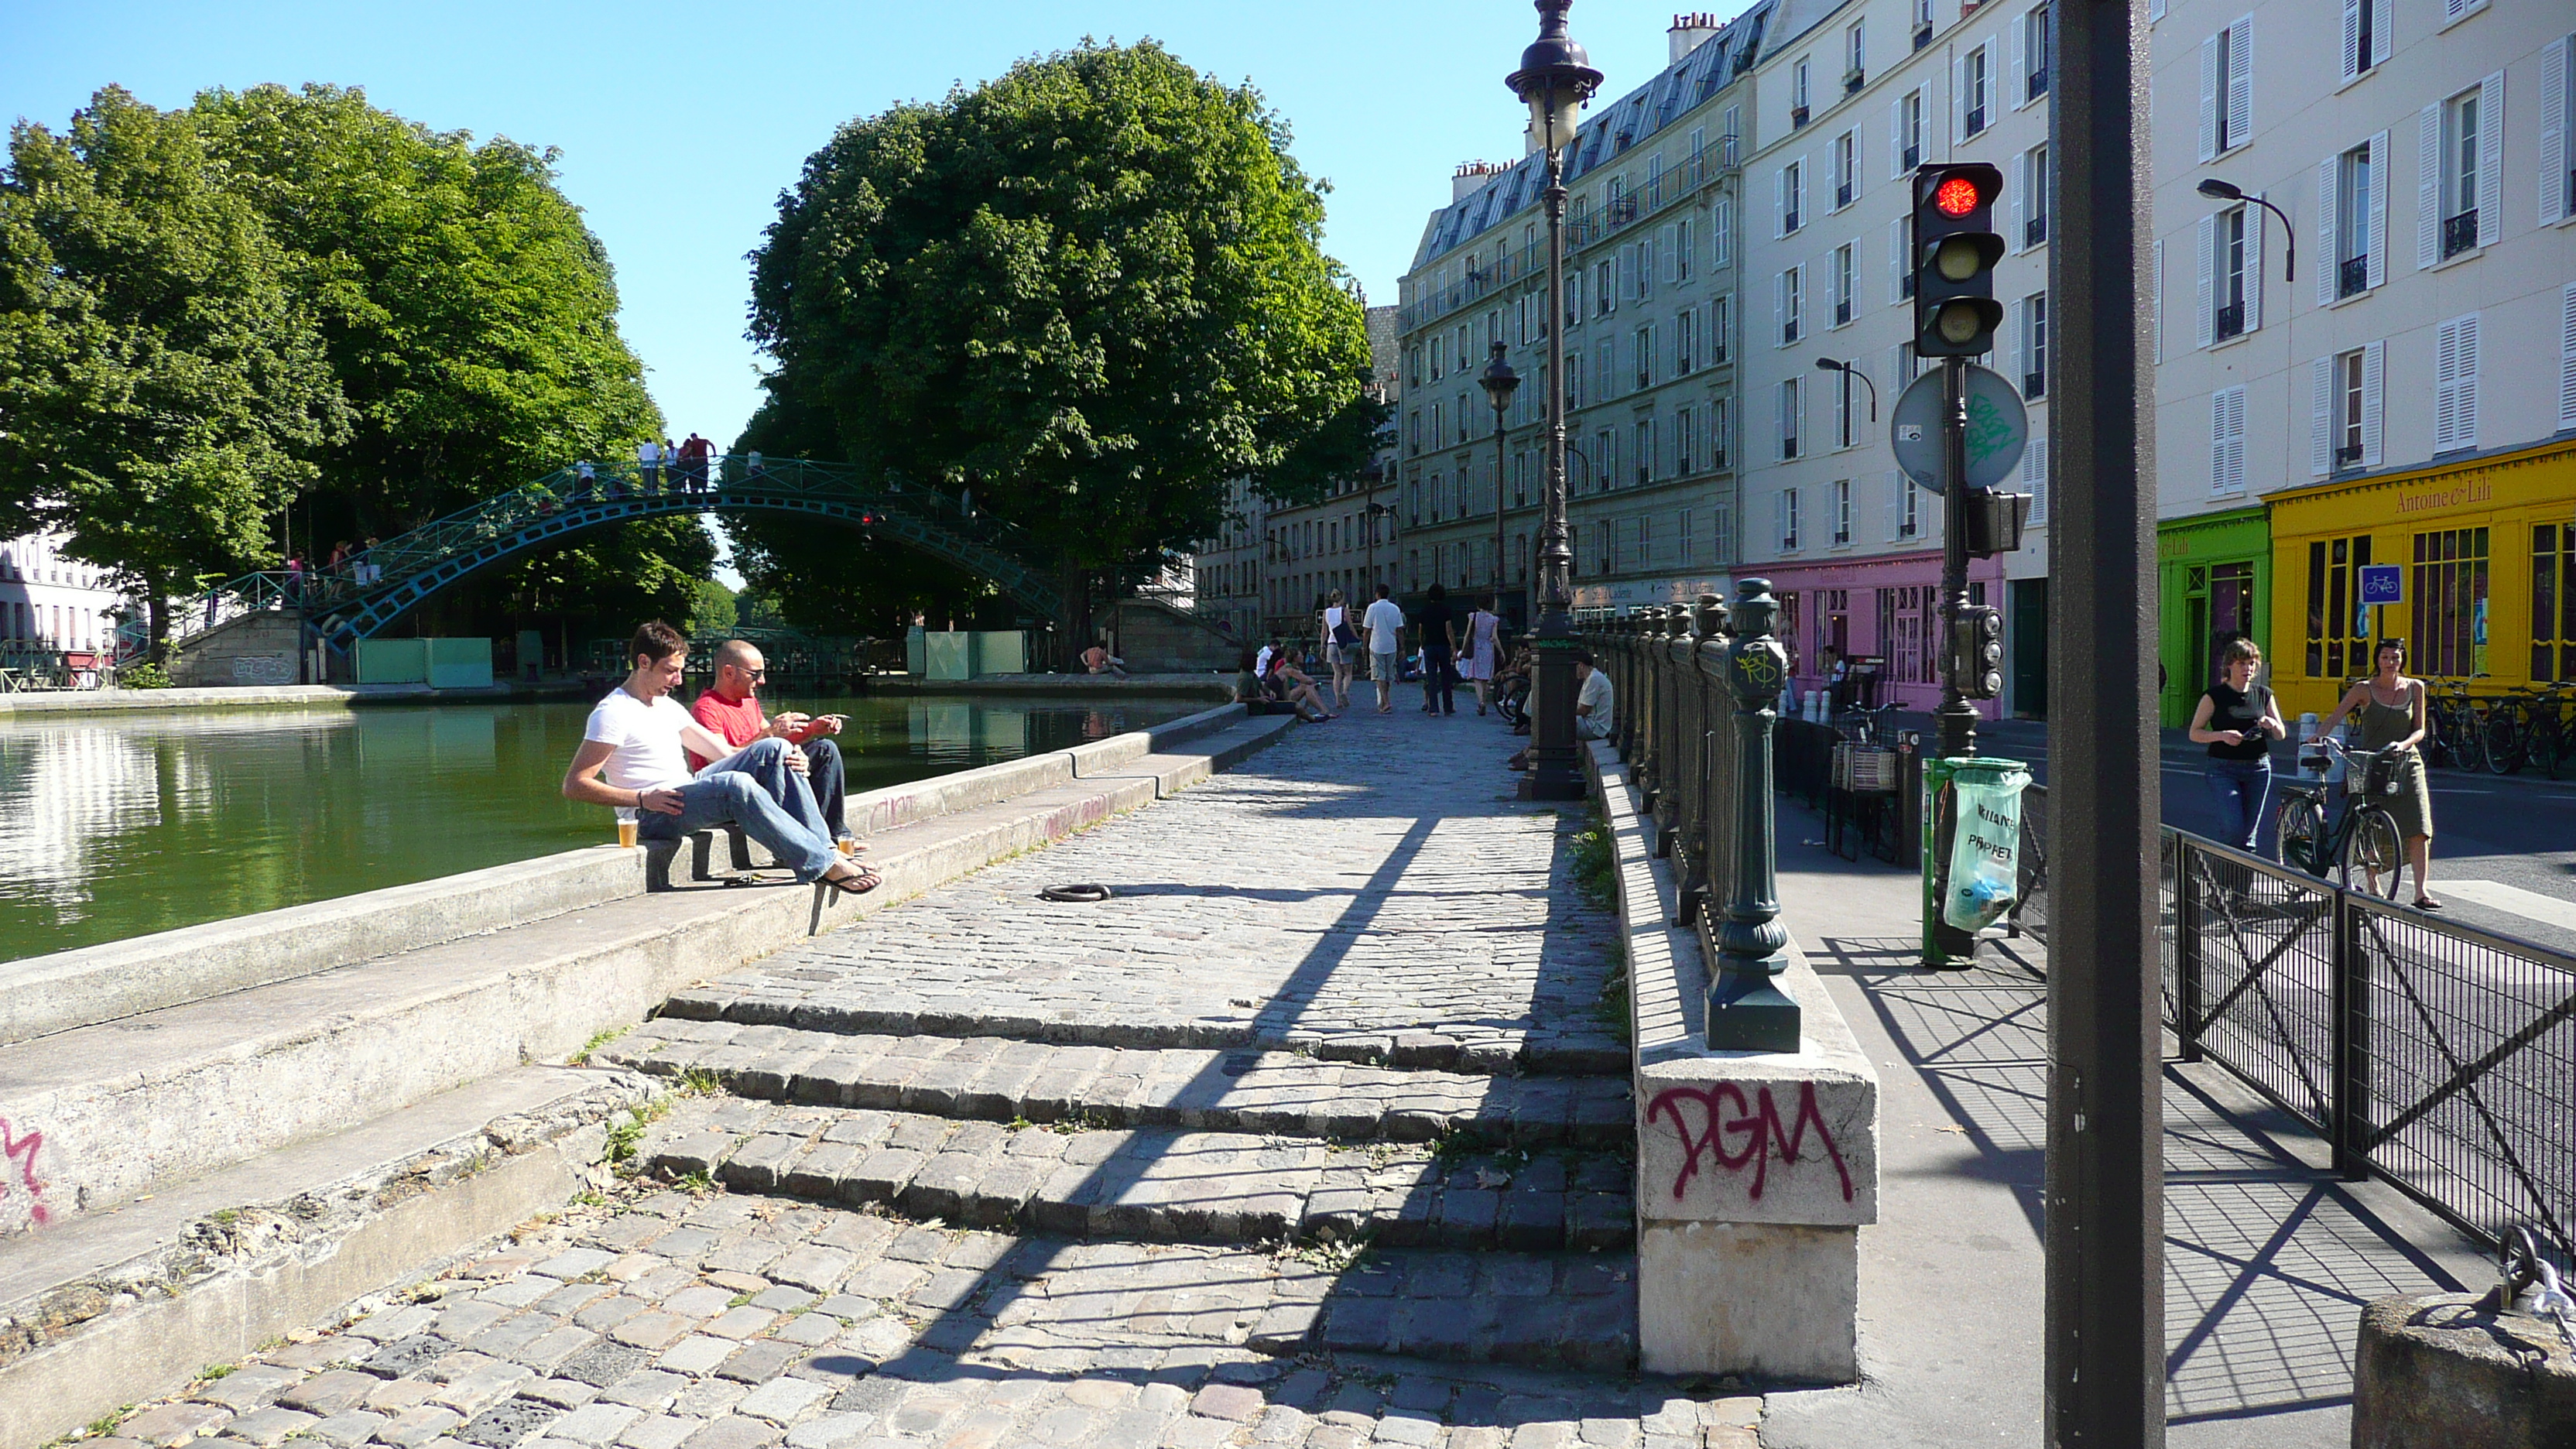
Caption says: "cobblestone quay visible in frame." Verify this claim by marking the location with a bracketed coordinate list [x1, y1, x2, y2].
[82, 709, 1769, 1447]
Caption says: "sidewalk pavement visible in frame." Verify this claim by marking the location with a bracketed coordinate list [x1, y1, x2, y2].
[1755, 800, 2491, 1449]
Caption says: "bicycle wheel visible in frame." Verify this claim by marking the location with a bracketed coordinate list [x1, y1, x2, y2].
[2276, 793, 2330, 877]
[2339, 806, 2406, 899]
[2451, 707, 2489, 772]
[2528, 711, 2567, 780]
[2485, 704, 2524, 774]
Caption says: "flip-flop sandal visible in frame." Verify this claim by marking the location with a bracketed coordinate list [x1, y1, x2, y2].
[2413, 897, 2443, 910]
[822, 867, 881, 895]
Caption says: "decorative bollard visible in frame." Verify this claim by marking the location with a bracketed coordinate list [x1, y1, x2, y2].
[1706, 579, 1801, 1053]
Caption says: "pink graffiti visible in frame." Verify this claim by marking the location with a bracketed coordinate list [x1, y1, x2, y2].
[1646, 1081, 1853, 1204]
[0, 1118, 47, 1226]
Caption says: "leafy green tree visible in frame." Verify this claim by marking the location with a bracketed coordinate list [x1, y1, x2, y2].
[747, 41, 1374, 635]
[0, 87, 347, 657]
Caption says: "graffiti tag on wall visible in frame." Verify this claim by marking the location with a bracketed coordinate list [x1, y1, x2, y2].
[1646, 1081, 1853, 1204]
[0, 1118, 47, 1228]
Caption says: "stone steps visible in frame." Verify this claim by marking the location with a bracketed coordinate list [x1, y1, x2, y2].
[632, 1096, 1636, 1255]
[594, 1022, 1633, 1148]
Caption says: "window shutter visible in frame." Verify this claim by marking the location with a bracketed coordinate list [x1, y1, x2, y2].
[2456, 313, 2478, 447]
[1660, 225, 1678, 286]
[2226, 19, 2253, 148]
[2194, 215, 2216, 348]
[1776, 489, 1791, 548]
[2150, 0, 2165, 21]
[2315, 159, 2339, 307]
[2023, 437, 2049, 525]
[2011, 151, 2028, 250]
[1883, 471, 1899, 541]
[1889, 218, 1907, 303]
[2367, 131, 2389, 288]
[2153, 238, 2165, 363]
[1776, 168, 1789, 235]
[2009, 13, 2028, 107]
[2211, 389, 2245, 494]
[2476, 71, 2504, 248]
[2557, 283, 2576, 430]
[1889, 98, 1906, 178]
[2416, 104, 2441, 269]
[2544, 40, 2571, 228]
[2198, 34, 2220, 161]
[2310, 357, 2334, 476]
[2339, 0, 2361, 82]
[1795, 161, 1808, 224]
[1775, 272, 1787, 346]
[2242, 199, 2263, 330]
[2435, 313, 2480, 450]
[2362, 339, 2386, 466]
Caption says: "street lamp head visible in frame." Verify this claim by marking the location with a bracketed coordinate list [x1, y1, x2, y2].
[1813, 357, 1846, 372]
[2196, 177, 2245, 200]
[1508, 0, 1603, 156]
[1479, 341, 1521, 410]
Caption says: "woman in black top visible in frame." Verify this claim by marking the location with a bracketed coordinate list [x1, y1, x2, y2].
[2187, 637, 2287, 851]
[1416, 584, 1459, 716]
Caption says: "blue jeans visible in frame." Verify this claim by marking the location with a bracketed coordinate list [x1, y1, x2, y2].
[2203, 759, 2272, 852]
[1422, 646, 1455, 714]
[800, 738, 848, 841]
[638, 737, 838, 882]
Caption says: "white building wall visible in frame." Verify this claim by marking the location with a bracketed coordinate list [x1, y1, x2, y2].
[0, 533, 132, 653]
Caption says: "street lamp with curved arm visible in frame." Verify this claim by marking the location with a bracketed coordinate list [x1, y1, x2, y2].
[2197, 177, 2295, 282]
[1814, 356, 1878, 421]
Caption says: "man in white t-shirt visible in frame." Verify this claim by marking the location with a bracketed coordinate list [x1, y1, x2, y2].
[561, 620, 876, 893]
[1360, 584, 1406, 715]
[635, 439, 663, 494]
[1574, 651, 1614, 740]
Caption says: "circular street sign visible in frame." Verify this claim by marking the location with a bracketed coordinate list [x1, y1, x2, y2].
[1889, 363, 2030, 492]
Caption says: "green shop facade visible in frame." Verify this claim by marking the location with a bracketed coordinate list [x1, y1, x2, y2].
[2156, 505, 2273, 728]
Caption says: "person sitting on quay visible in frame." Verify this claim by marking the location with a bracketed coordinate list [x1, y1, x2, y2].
[1082, 639, 1128, 677]
[562, 620, 878, 893]
[687, 638, 864, 856]
[1263, 650, 1338, 722]
[1506, 650, 1611, 771]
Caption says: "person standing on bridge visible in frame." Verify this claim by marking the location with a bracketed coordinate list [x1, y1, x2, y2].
[687, 639, 859, 853]
[562, 621, 877, 893]
[680, 433, 714, 492]
[636, 438, 663, 494]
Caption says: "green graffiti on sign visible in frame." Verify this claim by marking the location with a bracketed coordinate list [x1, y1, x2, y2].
[1964, 392, 2018, 467]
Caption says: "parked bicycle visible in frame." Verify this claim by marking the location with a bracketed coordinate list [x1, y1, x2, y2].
[2479, 683, 2571, 779]
[2275, 736, 2413, 899]
[2424, 676, 2490, 772]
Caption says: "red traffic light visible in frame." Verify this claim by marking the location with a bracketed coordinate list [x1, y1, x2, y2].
[1935, 176, 1983, 216]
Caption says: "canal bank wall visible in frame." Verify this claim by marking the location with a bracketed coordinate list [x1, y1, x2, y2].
[0, 673, 1235, 718]
[0, 701, 1294, 1444]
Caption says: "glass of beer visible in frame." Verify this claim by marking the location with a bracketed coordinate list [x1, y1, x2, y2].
[837, 836, 858, 857]
[618, 816, 639, 849]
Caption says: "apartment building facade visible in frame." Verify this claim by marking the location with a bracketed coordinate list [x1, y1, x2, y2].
[1737, 0, 2060, 717]
[1390, 11, 1774, 634]
[1, 532, 131, 656]
[2150, 0, 2576, 718]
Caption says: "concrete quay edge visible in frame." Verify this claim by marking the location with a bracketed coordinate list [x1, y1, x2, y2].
[0, 711, 1294, 1228]
[1585, 739, 1878, 1383]
[0, 702, 1255, 1050]
[0, 1065, 648, 1449]
[0, 682, 488, 716]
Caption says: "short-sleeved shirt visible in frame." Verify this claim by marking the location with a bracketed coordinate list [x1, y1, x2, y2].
[1362, 599, 1406, 654]
[688, 688, 765, 770]
[1577, 668, 1615, 721]
[584, 688, 696, 816]
[2201, 683, 2274, 761]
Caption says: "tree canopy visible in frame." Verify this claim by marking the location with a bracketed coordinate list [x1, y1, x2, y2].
[744, 40, 1375, 627]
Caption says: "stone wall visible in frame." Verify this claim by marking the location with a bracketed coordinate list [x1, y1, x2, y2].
[170, 612, 303, 688]
[1095, 598, 1244, 675]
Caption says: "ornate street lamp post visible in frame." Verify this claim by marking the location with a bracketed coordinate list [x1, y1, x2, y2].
[1508, 0, 1602, 802]
[1478, 342, 1520, 626]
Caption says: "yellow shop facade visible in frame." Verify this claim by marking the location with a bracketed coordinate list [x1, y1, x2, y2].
[2264, 438, 2576, 719]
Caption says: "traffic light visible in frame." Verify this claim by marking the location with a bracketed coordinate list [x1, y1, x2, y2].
[1912, 163, 2006, 358]
[1950, 604, 2005, 700]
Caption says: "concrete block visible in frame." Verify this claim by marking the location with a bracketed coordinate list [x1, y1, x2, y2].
[2354, 1292, 2576, 1448]
[1636, 1220, 1858, 1380]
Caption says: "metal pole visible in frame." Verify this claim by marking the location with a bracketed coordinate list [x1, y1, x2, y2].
[2045, 0, 2163, 1436]
[1523, 142, 1584, 801]
[1492, 402, 1509, 625]
[1926, 355, 1982, 967]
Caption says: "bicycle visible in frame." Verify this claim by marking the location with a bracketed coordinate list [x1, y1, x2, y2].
[2516, 683, 2571, 779]
[2425, 677, 2490, 772]
[2274, 736, 2413, 900]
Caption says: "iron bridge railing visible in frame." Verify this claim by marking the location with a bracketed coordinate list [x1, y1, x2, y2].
[170, 455, 1059, 654]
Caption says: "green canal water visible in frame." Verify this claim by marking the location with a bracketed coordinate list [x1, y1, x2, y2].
[0, 694, 1201, 964]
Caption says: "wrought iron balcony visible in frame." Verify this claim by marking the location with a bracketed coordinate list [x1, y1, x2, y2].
[2025, 214, 2047, 247]
[2338, 255, 2369, 299]
[2334, 442, 2362, 469]
[2024, 370, 2045, 399]
[2441, 210, 2478, 260]
[2213, 301, 2245, 342]
[1791, 104, 1810, 128]
[1913, 21, 1934, 49]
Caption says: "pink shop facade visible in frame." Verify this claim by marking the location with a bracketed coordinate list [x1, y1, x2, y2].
[1748, 548, 2008, 718]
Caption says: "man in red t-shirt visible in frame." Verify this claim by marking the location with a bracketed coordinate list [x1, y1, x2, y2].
[689, 639, 855, 848]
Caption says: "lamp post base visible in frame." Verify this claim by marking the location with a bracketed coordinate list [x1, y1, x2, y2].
[1705, 951, 1802, 1052]
[1518, 773, 1588, 802]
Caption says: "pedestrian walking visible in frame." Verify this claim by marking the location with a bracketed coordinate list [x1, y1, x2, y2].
[358, 536, 381, 586]
[1320, 589, 1357, 711]
[2315, 639, 2441, 909]
[1459, 601, 1501, 715]
[1361, 584, 1405, 714]
[2187, 637, 2285, 853]
[637, 438, 663, 493]
[1417, 584, 1458, 716]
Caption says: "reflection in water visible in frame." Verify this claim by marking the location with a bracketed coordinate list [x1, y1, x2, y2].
[0, 694, 1192, 962]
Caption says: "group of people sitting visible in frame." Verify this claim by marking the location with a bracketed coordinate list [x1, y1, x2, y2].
[561, 622, 881, 895]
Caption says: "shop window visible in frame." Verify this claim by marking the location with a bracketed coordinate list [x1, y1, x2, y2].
[1879, 584, 1936, 684]
[2304, 534, 2374, 678]
[2411, 526, 2489, 678]
[2533, 524, 2575, 682]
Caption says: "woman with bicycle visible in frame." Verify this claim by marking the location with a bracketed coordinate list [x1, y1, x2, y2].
[2188, 638, 2287, 851]
[2316, 639, 2441, 910]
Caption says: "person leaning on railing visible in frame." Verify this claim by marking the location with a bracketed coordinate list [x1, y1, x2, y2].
[2314, 638, 2442, 911]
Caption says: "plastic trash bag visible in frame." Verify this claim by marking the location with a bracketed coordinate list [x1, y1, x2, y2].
[1944, 762, 2032, 932]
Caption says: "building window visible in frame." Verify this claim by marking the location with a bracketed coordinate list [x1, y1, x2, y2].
[1834, 367, 1859, 450]
[2020, 292, 2047, 397]
[2025, 5, 2051, 99]
[2215, 206, 2249, 341]
[1676, 309, 1697, 374]
[1832, 479, 1853, 546]
[1780, 488, 1803, 550]
[1963, 46, 1991, 137]
[2201, 19, 2251, 159]
[1567, 350, 1582, 409]
[2434, 312, 2479, 452]
[1635, 326, 1653, 389]
[1779, 377, 1804, 461]
[1677, 407, 1696, 474]
[2210, 385, 2246, 494]
[2533, 523, 2576, 681]
[2305, 535, 2374, 678]
[1895, 474, 1921, 540]
[1781, 160, 1806, 234]
[1595, 427, 1618, 491]
[2340, 0, 2379, 80]
[1779, 267, 1803, 345]
[1597, 338, 1614, 399]
[1914, 0, 1935, 47]
[2412, 527, 2489, 677]
[2438, 86, 2483, 260]
[2023, 145, 2050, 247]
[1846, 22, 1868, 91]
[1793, 57, 1813, 125]
[1676, 218, 1694, 283]
[1634, 419, 1655, 485]
[1712, 294, 1732, 361]
[1833, 244, 1855, 327]
[1712, 396, 1730, 469]
[1833, 132, 1858, 210]
[2333, 140, 2374, 298]
[1900, 90, 1925, 171]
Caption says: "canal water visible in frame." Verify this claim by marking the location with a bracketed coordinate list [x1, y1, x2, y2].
[0, 694, 1199, 963]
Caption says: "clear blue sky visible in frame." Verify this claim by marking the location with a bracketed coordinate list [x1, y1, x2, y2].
[4, 0, 1718, 455]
